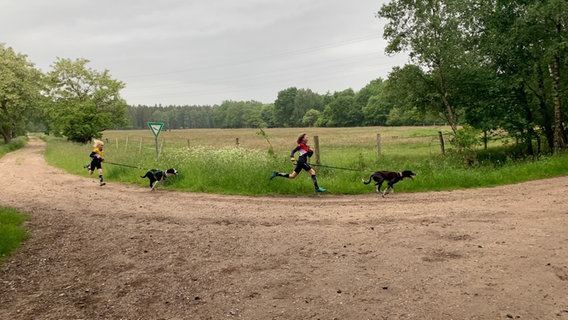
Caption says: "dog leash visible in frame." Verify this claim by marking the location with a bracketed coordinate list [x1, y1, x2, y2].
[293, 161, 364, 172]
[105, 161, 146, 170]
[311, 163, 365, 171]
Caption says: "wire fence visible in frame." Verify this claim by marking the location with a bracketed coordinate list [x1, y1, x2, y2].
[101, 129, 454, 162]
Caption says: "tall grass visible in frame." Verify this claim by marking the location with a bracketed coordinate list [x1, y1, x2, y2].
[42, 127, 568, 195]
[0, 136, 28, 158]
[0, 137, 29, 265]
[0, 206, 29, 265]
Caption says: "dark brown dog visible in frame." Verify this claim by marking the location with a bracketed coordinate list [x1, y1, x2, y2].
[362, 170, 416, 197]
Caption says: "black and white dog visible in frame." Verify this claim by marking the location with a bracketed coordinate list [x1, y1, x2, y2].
[362, 170, 416, 197]
[141, 168, 178, 190]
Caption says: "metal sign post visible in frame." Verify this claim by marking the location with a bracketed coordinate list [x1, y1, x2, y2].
[148, 122, 164, 161]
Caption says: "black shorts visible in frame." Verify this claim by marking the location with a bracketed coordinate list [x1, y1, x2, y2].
[293, 161, 311, 174]
[90, 158, 103, 169]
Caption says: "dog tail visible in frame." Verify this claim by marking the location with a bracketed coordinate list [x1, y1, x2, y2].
[140, 173, 148, 178]
[362, 175, 373, 184]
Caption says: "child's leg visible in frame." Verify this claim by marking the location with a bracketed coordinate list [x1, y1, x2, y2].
[286, 172, 297, 179]
[88, 160, 95, 174]
[308, 168, 324, 191]
[311, 174, 319, 189]
[98, 168, 104, 185]
[271, 170, 297, 179]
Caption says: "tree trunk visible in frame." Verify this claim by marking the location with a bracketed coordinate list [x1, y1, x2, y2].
[0, 101, 13, 143]
[535, 63, 554, 150]
[518, 84, 535, 156]
[436, 68, 458, 134]
[550, 54, 564, 153]
[1, 126, 11, 144]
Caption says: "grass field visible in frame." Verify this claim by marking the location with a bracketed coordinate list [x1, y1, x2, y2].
[99, 126, 448, 156]
[41, 126, 568, 195]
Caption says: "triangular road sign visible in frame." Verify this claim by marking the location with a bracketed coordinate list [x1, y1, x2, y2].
[148, 122, 164, 137]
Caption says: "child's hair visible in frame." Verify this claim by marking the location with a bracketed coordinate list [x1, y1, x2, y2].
[296, 133, 307, 144]
[93, 139, 104, 148]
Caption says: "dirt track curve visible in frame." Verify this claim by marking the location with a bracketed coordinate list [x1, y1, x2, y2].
[1, 138, 567, 320]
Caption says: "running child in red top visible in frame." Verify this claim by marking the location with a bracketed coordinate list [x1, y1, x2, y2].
[270, 133, 326, 193]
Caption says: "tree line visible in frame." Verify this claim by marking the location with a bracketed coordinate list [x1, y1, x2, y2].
[1, 0, 566, 155]
[124, 82, 442, 131]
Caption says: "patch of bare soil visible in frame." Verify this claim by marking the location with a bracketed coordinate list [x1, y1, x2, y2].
[1, 138, 567, 320]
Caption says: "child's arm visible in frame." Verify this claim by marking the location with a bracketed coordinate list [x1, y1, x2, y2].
[290, 146, 300, 162]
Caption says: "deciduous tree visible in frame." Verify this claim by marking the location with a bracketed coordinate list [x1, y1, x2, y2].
[378, 0, 472, 133]
[0, 44, 43, 143]
[44, 58, 128, 143]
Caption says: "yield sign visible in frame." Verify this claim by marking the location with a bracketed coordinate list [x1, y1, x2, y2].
[148, 122, 164, 137]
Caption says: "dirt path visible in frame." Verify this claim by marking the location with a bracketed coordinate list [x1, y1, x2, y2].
[0, 138, 567, 320]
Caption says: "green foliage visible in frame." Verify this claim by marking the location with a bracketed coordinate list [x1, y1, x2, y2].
[302, 109, 321, 127]
[0, 206, 29, 265]
[44, 58, 128, 143]
[318, 89, 360, 127]
[256, 127, 276, 156]
[379, 0, 472, 132]
[0, 44, 43, 143]
[213, 100, 264, 128]
[294, 89, 324, 123]
[0, 136, 28, 158]
[273, 87, 298, 127]
[378, 0, 567, 153]
[450, 125, 482, 153]
[271, 87, 326, 127]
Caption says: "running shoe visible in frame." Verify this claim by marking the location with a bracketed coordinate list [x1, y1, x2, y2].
[269, 170, 279, 180]
[315, 187, 327, 193]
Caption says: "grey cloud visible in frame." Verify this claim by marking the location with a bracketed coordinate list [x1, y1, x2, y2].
[1, 0, 408, 105]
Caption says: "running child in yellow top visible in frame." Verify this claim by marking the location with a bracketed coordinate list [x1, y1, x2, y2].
[86, 139, 106, 186]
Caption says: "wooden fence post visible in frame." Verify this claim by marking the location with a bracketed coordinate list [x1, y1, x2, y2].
[313, 135, 320, 165]
[438, 131, 445, 155]
[236, 138, 240, 147]
[138, 137, 143, 154]
[115, 138, 119, 150]
[159, 139, 165, 159]
[125, 137, 129, 151]
[187, 139, 190, 148]
[376, 134, 381, 161]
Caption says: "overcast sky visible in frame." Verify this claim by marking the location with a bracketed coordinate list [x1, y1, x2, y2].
[1, 0, 408, 106]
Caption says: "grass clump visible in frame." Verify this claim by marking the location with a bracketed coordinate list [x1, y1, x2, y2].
[0, 136, 28, 158]
[0, 206, 29, 265]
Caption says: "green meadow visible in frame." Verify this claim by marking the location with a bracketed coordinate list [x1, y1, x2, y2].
[42, 126, 568, 195]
